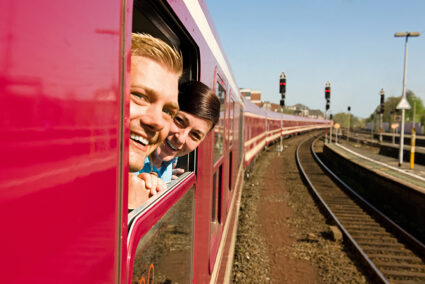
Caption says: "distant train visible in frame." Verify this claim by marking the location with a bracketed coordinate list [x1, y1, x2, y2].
[0, 0, 330, 283]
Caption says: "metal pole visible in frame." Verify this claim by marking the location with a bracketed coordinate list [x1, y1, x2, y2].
[325, 110, 328, 144]
[413, 100, 416, 128]
[398, 36, 408, 166]
[379, 113, 383, 143]
[329, 121, 333, 143]
[347, 112, 350, 141]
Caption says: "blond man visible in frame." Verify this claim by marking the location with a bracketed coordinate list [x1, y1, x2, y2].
[129, 33, 182, 209]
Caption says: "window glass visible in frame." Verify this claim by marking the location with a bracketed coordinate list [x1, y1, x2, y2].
[131, 186, 195, 284]
[214, 82, 225, 162]
[229, 100, 234, 145]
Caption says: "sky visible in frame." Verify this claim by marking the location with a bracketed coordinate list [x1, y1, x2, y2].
[205, 0, 425, 118]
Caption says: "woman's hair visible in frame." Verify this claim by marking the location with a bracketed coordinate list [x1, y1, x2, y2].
[131, 33, 183, 77]
[178, 81, 220, 130]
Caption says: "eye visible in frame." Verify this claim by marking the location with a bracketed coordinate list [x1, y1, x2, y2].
[131, 92, 149, 103]
[190, 132, 202, 141]
[163, 108, 176, 118]
[174, 116, 185, 127]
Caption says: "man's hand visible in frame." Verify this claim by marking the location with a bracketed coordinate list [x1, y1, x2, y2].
[128, 173, 150, 210]
[137, 172, 167, 196]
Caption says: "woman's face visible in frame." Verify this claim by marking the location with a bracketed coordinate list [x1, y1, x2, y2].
[157, 111, 212, 161]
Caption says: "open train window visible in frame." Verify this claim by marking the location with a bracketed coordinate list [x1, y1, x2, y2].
[128, 0, 199, 282]
[133, 0, 199, 82]
[132, 0, 199, 181]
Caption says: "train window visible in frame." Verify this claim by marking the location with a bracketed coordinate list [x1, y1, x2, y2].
[132, 0, 199, 181]
[211, 166, 222, 224]
[211, 172, 217, 222]
[132, 0, 199, 82]
[229, 99, 235, 146]
[130, 185, 195, 284]
[130, 0, 199, 202]
[214, 81, 226, 162]
[128, 1, 199, 281]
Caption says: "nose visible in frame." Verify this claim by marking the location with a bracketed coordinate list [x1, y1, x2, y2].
[140, 105, 167, 134]
[175, 128, 190, 144]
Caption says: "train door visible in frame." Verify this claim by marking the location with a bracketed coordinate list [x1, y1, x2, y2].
[126, 1, 200, 283]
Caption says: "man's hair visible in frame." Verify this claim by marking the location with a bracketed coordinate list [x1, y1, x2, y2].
[178, 81, 220, 131]
[131, 33, 183, 77]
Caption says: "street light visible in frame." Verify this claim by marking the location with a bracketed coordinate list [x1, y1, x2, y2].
[394, 31, 420, 166]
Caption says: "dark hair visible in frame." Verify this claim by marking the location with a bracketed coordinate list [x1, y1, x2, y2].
[178, 81, 220, 130]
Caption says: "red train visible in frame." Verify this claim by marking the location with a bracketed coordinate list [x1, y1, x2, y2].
[0, 0, 329, 283]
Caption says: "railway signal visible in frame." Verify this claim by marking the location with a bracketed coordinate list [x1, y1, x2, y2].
[324, 81, 331, 143]
[325, 81, 331, 111]
[279, 72, 286, 107]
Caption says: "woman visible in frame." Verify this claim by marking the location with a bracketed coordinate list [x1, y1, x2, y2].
[139, 80, 220, 183]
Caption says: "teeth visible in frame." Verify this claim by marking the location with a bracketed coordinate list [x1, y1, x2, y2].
[166, 139, 178, 151]
[130, 133, 149, 146]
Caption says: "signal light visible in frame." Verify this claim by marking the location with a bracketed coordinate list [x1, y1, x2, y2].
[326, 102, 330, 110]
[279, 78, 286, 93]
[325, 87, 331, 100]
[280, 99, 285, 107]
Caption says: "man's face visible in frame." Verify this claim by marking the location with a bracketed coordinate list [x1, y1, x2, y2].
[129, 56, 179, 172]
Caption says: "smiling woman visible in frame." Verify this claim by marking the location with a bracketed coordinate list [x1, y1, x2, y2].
[140, 81, 220, 181]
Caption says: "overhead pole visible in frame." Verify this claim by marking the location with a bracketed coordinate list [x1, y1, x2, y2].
[394, 31, 420, 166]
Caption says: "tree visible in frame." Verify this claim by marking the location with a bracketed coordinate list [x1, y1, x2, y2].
[333, 112, 364, 129]
[365, 89, 425, 132]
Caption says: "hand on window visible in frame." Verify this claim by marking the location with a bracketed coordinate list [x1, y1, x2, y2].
[137, 172, 167, 196]
[128, 173, 150, 209]
[171, 168, 185, 180]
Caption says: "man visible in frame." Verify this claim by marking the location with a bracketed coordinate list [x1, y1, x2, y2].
[128, 33, 183, 209]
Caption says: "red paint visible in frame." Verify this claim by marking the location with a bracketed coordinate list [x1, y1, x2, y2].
[0, 0, 125, 283]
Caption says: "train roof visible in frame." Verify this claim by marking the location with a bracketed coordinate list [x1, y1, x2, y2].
[243, 97, 329, 123]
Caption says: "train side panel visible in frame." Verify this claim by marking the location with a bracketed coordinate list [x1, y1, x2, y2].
[0, 0, 125, 283]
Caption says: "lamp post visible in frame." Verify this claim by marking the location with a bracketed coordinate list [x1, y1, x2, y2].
[395, 31, 420, 166]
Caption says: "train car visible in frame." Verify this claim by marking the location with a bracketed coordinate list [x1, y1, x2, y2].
[0, 0, 329, 283]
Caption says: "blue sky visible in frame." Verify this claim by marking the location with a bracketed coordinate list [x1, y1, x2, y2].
[206, 0, 425, 118]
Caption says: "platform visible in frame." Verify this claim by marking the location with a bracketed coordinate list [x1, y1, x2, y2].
[325, 140, 425, 194]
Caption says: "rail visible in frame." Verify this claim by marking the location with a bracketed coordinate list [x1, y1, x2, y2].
[296, 135, 425, 283]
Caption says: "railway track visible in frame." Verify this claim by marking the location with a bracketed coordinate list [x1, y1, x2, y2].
[296, 135, 425, 283]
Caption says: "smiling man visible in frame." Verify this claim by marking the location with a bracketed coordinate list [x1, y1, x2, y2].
[128, 33, 183, 209]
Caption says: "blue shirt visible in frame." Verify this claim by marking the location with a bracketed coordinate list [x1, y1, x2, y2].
[138, 156, 177, 182]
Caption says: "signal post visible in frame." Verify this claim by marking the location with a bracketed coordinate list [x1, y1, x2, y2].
[278, 72, 286, 153]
